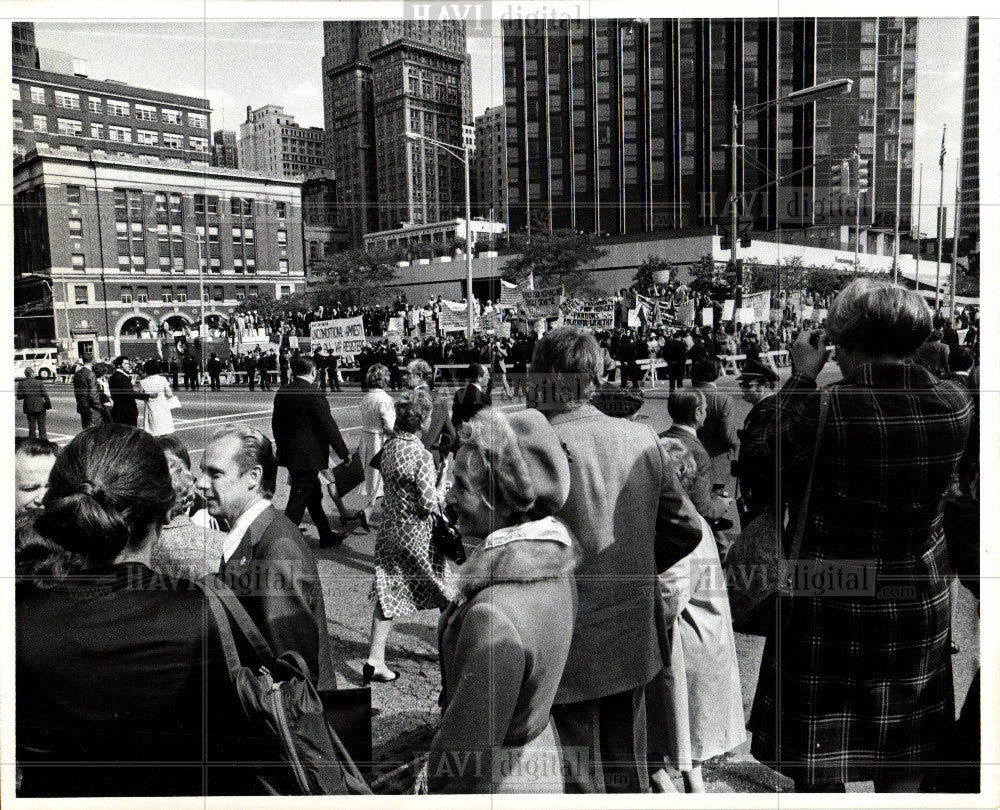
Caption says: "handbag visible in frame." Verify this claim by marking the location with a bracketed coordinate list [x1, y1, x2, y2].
[195, 580, 372, 795]
[430, 509, 466, 564]
[368, 447, 383, 471]
[166, 395, 182, 410]
[331, 452, 365, 496]
[727, 389, 830, 636]
[319, 686, 373, 781]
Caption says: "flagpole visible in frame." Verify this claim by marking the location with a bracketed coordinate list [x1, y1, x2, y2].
[951, 157, 961, 326]
[934, 125, 946, 313]
[915, 164, 922, 292]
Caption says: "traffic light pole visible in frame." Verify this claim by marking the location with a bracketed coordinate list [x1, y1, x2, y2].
[853, 146, 861, 272]
[730, 101, 740, 329]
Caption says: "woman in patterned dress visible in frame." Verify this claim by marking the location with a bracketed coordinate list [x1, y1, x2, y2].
[358, 364, 395, 522]
[364, 388, 451, 683]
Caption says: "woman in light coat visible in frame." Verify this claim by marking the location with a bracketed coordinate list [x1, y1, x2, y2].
[427, 407, 577, 794]
[646, 438, 745, 793]
[358, 364, 395, 520]
[139, 358, 175, 436]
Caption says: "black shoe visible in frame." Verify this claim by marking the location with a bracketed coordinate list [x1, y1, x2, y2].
[319, 531, 347, 548]
[362, 663, 399, 685]
[343, 511, 370, 532]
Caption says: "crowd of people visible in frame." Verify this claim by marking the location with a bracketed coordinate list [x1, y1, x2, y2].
[13, 276, 981, 797]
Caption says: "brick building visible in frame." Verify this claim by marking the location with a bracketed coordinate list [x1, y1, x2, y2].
[14, 151, 305, 360]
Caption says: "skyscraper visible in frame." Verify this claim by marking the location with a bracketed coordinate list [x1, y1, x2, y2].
[959, 17, 978, 248]
[212, 129, 239, 169]
[322, 21, 472, 244]
[502, 17, 916, 243]
[12, 21, 40, 70]
[238, 105, 326, 178]
[474, 105, 508, 225]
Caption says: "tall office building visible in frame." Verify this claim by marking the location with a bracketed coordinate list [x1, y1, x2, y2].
[212, 129, 239, 169]
[958, 17, 979, 248]
[12, 22, 40, 69]
[502, 17, 915, 244]
[13, 66, 211, 163]
[322, 21, 472, 244]
[238, 105, 326, 178]
[474, 105, 508, 225]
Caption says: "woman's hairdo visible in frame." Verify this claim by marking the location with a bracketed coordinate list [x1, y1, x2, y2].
[156, 436, 196, 519]
[395, 388, 433, 433]
[659, 437, 698, 493]
[825, 278, 932, 357]
[143, 358, 161, 375]
[529, 327, 602, 404]
[34, 424, 175, 565]
[405, 358, 433, 383]
[366, 363, 391, 390]
[458, 409, 536, 518]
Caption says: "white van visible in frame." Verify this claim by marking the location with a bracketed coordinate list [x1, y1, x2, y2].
[14, 348, 59, 379]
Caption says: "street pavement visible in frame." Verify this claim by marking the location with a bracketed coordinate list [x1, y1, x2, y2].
[13, 367, 980, 793]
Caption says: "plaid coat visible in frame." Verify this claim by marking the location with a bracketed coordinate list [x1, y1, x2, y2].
[741, 363, 972, 784]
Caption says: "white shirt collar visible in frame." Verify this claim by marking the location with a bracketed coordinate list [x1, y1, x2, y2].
[222, 498, 272, 563]
[672, 423, 698, 438]
[482, 516, 573, 551]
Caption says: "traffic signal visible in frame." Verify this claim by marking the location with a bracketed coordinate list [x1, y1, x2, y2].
[857, 159, 870, 194]
[831, 160, 849, 195]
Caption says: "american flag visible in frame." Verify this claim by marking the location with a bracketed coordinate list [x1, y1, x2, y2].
[939, 125, 947, 169]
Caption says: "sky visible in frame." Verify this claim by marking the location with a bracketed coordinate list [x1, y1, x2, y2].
[33, 16, 967, 236]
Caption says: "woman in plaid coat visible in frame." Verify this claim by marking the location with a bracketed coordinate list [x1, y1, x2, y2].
[742, 279, 973, 791]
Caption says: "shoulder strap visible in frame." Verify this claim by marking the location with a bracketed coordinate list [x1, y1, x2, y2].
[787, 388, 832, 564]
[195, 579, 243, 678]
[196, 578, 276, 671]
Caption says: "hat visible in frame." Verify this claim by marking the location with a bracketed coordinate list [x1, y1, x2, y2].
[737, 359, 779, 385]
[506, 408, 572, 518]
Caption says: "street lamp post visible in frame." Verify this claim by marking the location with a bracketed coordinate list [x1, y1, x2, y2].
[727, 78, 853, 328]
[406, 131, 475, 338]
[173, 230, 208, 375]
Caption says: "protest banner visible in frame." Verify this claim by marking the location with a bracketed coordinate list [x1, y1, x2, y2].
[676, 300, 695, 326]
[477, 311, 499, 333]
[738, 308, 755, 325]
[801, 304, 814, 320]
[742, 290, 772, 323]
[288, 336, 299, 349]
[769, 309, 784, 322]
[652, 268, 672, 284]
[388, 316, 404, 334]
[309, 316, 367, 356]
[815, 308, 828, 322]
[702, 308, 714, 327]
[498, 279, 522, 309]
[437, 300, 468, 333]
[498, 321, 511, 339]
[627, 307, 641, 328]
[788, 291, 802, 309]
[561, 298, 616, 329]
[521, 286, 563, 320]
[722, 299, 735, 321]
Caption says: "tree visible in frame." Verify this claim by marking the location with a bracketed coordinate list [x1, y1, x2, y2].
[632, 255, 672, 296]
[955, 254, 980, 297]
[502, 228, 607, 296]
[232, 292, 289, 321]
[742, 255, 809, 294]
[685, 255, 731, 301]
[307, 245, 406, 308]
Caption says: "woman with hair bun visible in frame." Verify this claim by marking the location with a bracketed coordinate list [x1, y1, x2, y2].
[16, 424, 255, 797]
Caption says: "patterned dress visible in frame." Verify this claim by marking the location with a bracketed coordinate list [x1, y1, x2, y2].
[370, 432, 452, 618]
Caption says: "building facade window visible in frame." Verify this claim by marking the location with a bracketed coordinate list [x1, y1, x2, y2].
[90, 123, 104, 139]
[135, 104, 157, 121]
[71, 254, 85, 270]
[54, 91, 80, 110]
[121, 287, 133, 304]
[137, 129, 159, 145]
[279, 285, 291, 298]
[136, 286, 149, 303]
[33, 114, 47, 132]
[276, 201, 286, 219]
[66, 185, 81, 204]
[278, 259, 289, 274]
[88, 97, 103, 113]
[277, 229, 287, 247]
[162, 109, 182, 125]
[188, 112, 208, 129]
[12, 81, 20, 99]
[30, 86, 45, 104]
[13, 114, 23, 130]
[107, 100, 131, 117]
[68, 218, 83, 237]
[57, 118, 83, 136]
[161, 286, 173, 302]
[162, 132, 183, 149]
[74, 285, 89, 305]
[176, 287, 188, 302]
[114, 188, 147, 272]
[189, 136, 209, 152]
[108, 125, 132, 143]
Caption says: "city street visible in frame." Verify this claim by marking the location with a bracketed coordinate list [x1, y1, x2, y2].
[14, 368, 980, 793]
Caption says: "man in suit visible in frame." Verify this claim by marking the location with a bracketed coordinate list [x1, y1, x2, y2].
[207, 352, 224, 391]
[530, 327, 703, 793]
[405, 359, 455, 468]
[182, 352, 199, 391]
[72, 353, 106, 430]
[451, 363, 492, 433]
[662, 388, 733, 540]
[690, 359, 740, 490]
[196, 424, 335, 690]
[271, 354, 356, 548]
[661, 329, 688, 391]
[16, 368, 52, 440]
[107, 356, 150, 427]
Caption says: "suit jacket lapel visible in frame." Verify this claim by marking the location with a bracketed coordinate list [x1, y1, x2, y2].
[220, 504, 279, 577]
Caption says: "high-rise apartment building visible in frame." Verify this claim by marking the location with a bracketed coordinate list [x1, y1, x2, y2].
[12, 21, 40, 69]
[212, 129, 239, 169]
[322, 21, 472, 244]
[502, 17, 916, 245]
[12, 66, 212, 164]
[959, 17, 978, 247]
[474, 105, 508, 225]
[238, 104, 326, 178]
